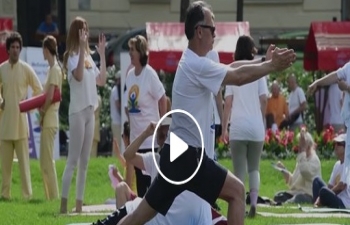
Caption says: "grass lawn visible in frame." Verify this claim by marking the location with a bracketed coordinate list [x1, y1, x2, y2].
[0, 157, 347, 225]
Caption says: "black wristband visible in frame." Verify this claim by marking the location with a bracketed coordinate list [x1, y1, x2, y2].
[261, 56, 266, 62]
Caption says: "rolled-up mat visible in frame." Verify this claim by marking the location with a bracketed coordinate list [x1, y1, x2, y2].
[19, 87, 61, 113]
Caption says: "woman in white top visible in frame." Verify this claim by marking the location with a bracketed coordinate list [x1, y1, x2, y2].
[124, 35, 167, 197]
[222, 35, 268, 217]
[60, 17, 107, 213]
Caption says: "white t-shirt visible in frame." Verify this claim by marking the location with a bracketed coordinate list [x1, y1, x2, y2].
[110, 86, 122, 125]
[329, 160, 343, 186]
[67, 53, 99, 115]
[125, 152, 212, 225]
[205, 50, 221, 159]
[335, 160, 350, 208]
[288, 86, 306, 124]
[225, 77, 268, 141]
[337, 62, 350, 124]
[125, 65, 165, 149]
[324, 83, 343, 125]
[165, 48, 228, 149]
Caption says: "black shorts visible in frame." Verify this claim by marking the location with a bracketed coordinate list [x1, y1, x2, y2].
[145, 144, 227, 215]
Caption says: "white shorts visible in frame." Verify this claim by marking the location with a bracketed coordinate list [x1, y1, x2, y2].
[124, 197, 142, 214]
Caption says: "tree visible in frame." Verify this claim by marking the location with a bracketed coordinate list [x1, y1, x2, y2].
[180, 0, 190, 22]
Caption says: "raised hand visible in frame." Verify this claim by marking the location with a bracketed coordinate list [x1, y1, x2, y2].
[146, 122, 157, 137]
[265, 44, 276, 61]
[95, 33, 106, 56]
[79, 29, 88, 49]
[270, 47, 296, 71]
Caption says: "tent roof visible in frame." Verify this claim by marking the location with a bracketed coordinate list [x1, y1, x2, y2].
[146, 22, 250, 72]
[304, 21, 350, 71]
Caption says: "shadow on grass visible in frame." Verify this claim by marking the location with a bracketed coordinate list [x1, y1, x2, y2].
[28, 199, 46, 204]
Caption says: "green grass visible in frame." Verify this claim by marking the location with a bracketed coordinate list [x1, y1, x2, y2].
[0, 157, 347, 225]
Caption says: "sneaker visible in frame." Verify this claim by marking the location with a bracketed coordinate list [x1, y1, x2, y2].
[91, 207, 127, 225]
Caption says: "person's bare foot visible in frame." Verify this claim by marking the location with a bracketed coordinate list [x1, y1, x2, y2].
[60, 198, 68, 214]
[248, 206, 256, 218]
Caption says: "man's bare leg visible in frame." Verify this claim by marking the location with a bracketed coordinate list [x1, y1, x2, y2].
[117, 198, 157, 225]
[115, 182, 133, 208]
[218, 171, 245, 225]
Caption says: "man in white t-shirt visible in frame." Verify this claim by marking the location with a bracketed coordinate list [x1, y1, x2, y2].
[206, 50, 223, 160]
[110, 71, 122, 154]
[117, 2, 296, 225]
[287, 74, 307, 131]
[312, 133, 350, 208]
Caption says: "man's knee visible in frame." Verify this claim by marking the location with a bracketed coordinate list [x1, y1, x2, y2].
[116, 182, 131, 196]
[225, 173, 245, 202]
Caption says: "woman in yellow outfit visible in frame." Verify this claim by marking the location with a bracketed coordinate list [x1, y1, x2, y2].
[39, 35, 64, 200]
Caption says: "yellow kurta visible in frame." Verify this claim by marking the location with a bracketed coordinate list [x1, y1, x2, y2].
[42, 63, 63, 128]
[0, 60, 42, 140]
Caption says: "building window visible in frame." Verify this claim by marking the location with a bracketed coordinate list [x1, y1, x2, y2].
[79, 0, 91, 10]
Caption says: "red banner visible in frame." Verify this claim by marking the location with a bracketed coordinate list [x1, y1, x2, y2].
[146, 22, 250, 72]
[0, 18, 13, 64]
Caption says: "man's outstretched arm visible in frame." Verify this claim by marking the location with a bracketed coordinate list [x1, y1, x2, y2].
[222, 48, 296, 86]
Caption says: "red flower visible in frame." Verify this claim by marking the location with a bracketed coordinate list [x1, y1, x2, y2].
[293, 146, 299, 153]
[265, 134, 270, 143]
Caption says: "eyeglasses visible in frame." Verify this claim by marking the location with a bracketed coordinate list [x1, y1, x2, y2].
[196, 25, 216, 36]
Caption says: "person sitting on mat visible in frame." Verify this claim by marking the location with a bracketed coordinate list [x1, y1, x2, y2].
[91, 120, 227, 225]
[273, 128, 321, 204]
[312, 133, 350, 209]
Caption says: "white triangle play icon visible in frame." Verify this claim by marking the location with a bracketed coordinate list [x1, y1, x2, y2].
[170, 132, 188, 162]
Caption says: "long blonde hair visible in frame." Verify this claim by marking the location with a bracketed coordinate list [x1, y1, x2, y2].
[63, 17, 91, 71]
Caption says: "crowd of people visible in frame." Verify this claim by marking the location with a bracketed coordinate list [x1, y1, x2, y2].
[0, 1, 350, 225]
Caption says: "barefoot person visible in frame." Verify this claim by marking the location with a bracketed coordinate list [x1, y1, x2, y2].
[60, 17, 107, 213]
[117, 2, 296, 225]
[39, 35, 64, 200]
[0, 32, 43, 200]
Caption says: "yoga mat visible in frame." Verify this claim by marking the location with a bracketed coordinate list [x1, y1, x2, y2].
[19, 87, 61, 112]
[71, 204, 116, 213]
[258, 212, 350, 218]
[257, 204, 299, 209]
[104, 198, 116, 205]
[299, 206, 350, 214]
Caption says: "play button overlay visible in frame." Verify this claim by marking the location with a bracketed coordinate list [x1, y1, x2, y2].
[152, 109, 204, 186]
[170, 132, 188, 162]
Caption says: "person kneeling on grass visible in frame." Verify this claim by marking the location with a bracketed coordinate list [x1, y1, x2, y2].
[312, 133, 350, 209]
[273, 128, 321, 204]
[92, 121, 227, 225]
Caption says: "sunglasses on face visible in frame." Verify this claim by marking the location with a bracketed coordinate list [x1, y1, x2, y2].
[196, 25, 216, 36]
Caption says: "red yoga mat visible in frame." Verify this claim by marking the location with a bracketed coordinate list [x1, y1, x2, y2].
[19, 88, 61, 113]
